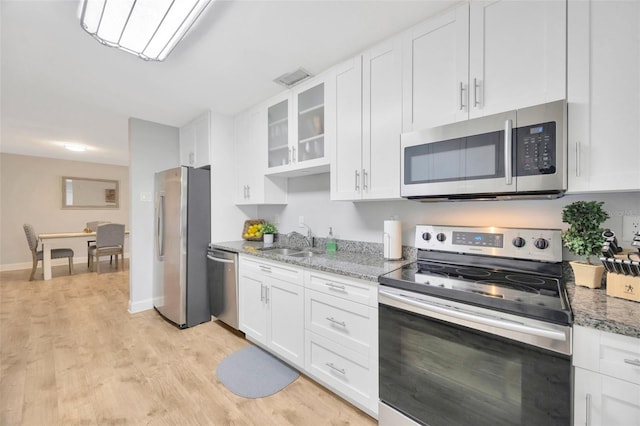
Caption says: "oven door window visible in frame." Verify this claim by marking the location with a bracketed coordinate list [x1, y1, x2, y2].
[404, 130, 505, 185]
[379, 304, 570, 426]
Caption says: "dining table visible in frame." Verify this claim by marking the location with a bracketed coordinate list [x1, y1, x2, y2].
[38, 230, 130, 280]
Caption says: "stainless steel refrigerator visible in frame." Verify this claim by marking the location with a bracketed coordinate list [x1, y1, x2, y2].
[153, 166, 211, 328]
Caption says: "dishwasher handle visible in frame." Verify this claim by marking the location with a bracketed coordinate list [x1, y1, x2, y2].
[207, 254, 235, 264]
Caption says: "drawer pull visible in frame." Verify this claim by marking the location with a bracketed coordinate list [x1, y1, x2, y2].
[325, 282, 346, 291]
[624, 358, 640, 367]
[326, 362, 346, 375]
[259, 265, 272, 273]
[326, 317, 346, 327]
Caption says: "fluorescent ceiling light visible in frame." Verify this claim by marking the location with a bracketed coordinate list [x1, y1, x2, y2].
[80, 0, 212, 62]
[65, 143, 88, 152]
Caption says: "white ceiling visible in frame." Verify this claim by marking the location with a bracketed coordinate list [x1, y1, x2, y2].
[1, 0, 457, 166]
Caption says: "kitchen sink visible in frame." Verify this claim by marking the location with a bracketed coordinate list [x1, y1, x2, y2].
[261, 247, 321, 258]
[287, 250, 317, 258]
[263, 248, 302, 256]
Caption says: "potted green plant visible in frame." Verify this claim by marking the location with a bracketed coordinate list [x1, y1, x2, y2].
[561, 200, 609, 288]
[262, 223, 277, 245]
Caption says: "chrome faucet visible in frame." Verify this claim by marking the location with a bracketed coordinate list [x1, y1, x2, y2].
[300, 223, 314, 247]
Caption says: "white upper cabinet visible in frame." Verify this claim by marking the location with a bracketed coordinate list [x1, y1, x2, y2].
[180, 110, 211, 168]
[403, 1, 566, 132]
[331, 37, 403, 201]
[234, 105, 287, 205]
[402, 4, 469, 131]
[567, 0, 640, 193]
[468, 0, 566, 119]
[331, 56, 363, 201]
[265, 75, 331, 177]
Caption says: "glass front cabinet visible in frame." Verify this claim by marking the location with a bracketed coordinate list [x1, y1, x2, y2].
[266, 77, 329, 176]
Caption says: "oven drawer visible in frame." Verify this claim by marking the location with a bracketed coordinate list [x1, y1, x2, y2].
[305, 331, 377, 413]
[305, 270, 377, 307]
[305, 288, 376, 355]
[574, 325, 640, 385]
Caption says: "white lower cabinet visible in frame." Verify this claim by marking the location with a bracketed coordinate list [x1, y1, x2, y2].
[238, 256, 379, 418]
[574, 368, 640, 426]
[573, 325, 640, 426]
[304, 270, 378, 418]
[238, 255, 304, 369]
[305, 332, 376, 412]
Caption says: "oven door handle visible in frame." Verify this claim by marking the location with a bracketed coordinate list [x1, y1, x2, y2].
[379, 289, 567, 342]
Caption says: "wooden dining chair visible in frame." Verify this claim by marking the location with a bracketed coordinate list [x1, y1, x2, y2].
[88, 223, 125, 273]
[23, 224, 74, 281]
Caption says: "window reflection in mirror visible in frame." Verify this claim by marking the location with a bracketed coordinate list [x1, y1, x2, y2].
[62, 177, 119, 209]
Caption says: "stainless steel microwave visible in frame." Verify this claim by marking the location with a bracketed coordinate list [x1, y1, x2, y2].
[401, 100, 567, 201]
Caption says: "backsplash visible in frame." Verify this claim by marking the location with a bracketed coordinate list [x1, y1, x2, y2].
[259, 173, 640, 255]
[274, 231, 416, 261]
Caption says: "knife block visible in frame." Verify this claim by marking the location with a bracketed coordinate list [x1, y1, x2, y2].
[606, 273, 640, 303]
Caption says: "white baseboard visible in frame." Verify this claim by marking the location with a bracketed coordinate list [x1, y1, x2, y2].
[0, 258, 80, 272]
[129, 298, 153, 314]
[0, 254, 130, 272]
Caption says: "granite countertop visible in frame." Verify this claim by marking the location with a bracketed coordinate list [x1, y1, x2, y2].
[566, 280, 640, 339]
[213, 240, 640, 339]
[562, 251, 640, 339]
[210, 240, 414, 282]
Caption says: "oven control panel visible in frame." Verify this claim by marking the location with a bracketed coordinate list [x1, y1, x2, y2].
[415, 225, 562, 262]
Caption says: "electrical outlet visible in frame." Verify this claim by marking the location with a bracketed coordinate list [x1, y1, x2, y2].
[298, 216, 304, 227]
[274, 214, 280, 224]
[622, 215, 640, 241]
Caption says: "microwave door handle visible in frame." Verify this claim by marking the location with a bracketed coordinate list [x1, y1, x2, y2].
[505, 119, 513, 186]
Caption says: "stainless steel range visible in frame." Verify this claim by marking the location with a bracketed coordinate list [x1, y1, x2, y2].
[378, 225, 572, 426]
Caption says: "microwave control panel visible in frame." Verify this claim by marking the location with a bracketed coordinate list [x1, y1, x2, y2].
[516, 121, 556, 176]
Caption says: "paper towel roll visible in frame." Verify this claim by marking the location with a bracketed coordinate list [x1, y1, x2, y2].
[383, 220, 402, 260]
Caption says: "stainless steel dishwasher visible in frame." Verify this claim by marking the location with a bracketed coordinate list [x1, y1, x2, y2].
[206, 246, 239, 330]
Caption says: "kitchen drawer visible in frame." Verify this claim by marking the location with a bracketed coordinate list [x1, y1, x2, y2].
[574, 325, 640, 385]
[305, 288, 376, 355]
[305, 270, 377, 307]
[239, 255, 302, 285]
[305, 331, 377, 414]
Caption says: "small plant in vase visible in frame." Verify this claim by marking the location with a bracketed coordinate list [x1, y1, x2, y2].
[262, 223, 277, 245]
[561, 201, 609, 288]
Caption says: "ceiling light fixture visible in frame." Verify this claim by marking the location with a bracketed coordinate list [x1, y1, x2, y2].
[79, 0, 212, 62]
[64, 143, 88, 152]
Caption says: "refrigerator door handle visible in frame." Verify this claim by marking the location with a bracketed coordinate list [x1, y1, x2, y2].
[156, 194, 165, 259]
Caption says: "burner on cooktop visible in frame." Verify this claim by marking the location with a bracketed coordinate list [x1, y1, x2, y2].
[505, 274, 547, 286]
[418, 263, 446, 272]
[455, 267, 491, 277]
[476, 280, 540, 294]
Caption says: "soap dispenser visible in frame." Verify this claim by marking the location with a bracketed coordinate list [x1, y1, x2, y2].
[326, 227, 337, 253]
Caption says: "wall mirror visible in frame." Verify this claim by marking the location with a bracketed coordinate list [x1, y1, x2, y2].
[62, 176, 119, 209]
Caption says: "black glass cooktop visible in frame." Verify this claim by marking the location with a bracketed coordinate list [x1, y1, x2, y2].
[379, 260, 572, 325]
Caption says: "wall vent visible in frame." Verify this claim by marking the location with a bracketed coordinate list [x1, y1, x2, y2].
[273, 68, 312, 88]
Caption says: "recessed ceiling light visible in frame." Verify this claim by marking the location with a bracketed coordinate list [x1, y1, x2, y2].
[65, 143, 87, 152]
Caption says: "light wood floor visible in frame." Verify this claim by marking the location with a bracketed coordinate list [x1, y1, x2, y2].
[0, 261, 377, 426]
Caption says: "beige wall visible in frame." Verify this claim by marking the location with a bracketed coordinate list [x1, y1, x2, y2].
[0, 153, 129, 269]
